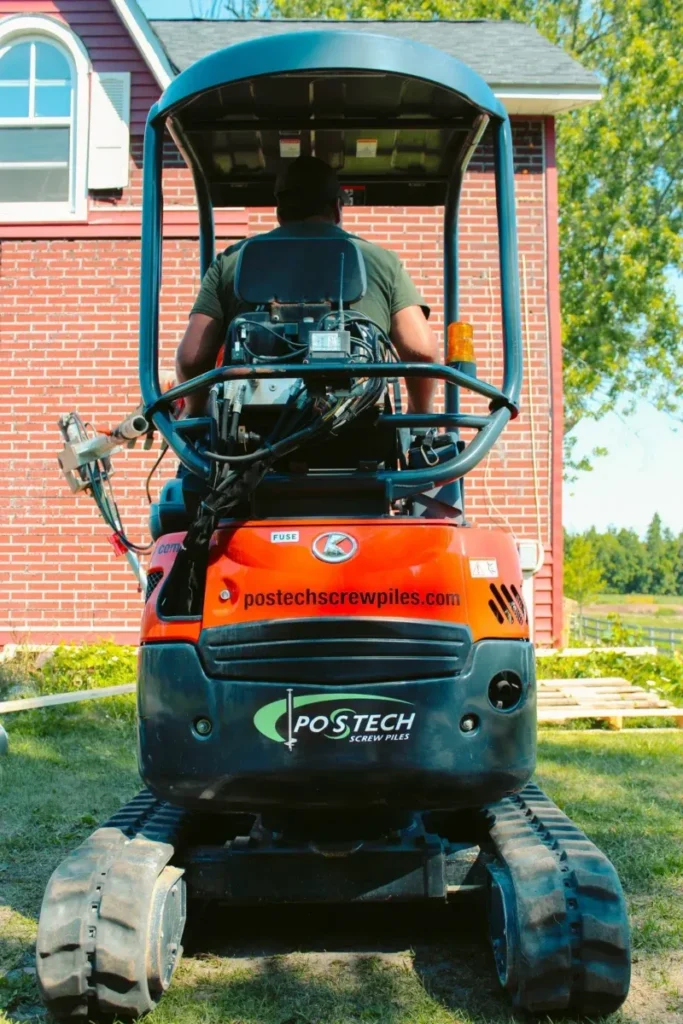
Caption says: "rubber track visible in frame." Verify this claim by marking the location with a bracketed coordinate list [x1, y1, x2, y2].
[484, 782, 631, 1015]
[37, 789, 189, 1020]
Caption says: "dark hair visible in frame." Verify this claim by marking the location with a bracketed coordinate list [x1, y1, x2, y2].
[274, 157, 341, 223]
[276, 194, 337, 223]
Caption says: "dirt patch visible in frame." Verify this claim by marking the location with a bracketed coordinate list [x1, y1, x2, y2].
[625, 952, 683, 1023]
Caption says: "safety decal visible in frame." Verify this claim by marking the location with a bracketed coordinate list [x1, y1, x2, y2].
[253, 690, 416, 751]
[469, 559, 499, 578]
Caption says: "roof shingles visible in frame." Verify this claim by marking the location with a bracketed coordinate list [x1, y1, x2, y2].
[149, 18, 598, 90]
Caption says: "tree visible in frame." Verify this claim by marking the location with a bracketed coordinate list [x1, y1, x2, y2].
[190, 0, 263, 16]
[590, 526, 651, 593]
[565, 518, 683, 598]
[240, 0, 683, 437]
[564, 534, 605, 613]
[676, 532, 683, 594]
[645, 512, 678, 595]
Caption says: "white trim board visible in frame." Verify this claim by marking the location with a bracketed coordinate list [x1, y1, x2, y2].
[109, 0, 174, 89]
[493, 86, 602, 115]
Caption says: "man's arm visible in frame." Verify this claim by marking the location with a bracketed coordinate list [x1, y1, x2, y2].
[175, 313, 224, 417]
[390, 305, 440, 413]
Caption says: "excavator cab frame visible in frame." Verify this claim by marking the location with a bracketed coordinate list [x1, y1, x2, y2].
[138, 30, 523, 501]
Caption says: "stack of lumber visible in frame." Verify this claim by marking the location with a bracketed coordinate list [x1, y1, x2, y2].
[537, 676, 683, 729]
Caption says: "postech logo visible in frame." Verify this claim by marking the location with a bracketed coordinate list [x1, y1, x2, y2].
[253, 690, 415, 751]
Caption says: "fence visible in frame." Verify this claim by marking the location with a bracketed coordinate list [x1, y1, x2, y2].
[572, 615, 683, 654]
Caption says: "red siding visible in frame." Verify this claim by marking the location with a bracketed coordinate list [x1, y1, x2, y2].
[0, 0, 160, 133]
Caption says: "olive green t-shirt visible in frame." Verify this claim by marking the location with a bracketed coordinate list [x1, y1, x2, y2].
[191, 222, 429, 336]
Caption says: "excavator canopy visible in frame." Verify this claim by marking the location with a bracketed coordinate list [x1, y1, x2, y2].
[151, 30, 507, 208]
[140, 30, 521, 485]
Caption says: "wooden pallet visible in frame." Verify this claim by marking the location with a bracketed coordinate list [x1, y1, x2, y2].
[537, 676, 683, 729]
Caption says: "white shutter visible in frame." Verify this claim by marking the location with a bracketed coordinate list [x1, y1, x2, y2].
[87, 72, 131, 190]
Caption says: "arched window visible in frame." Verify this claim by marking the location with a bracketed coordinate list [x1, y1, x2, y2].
[0, 16, 90, 220]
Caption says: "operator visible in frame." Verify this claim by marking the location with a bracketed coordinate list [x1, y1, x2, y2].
[176, 156, 439, 417]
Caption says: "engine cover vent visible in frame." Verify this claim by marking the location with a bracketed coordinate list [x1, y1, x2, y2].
[488, 583, 527, 626]
[199, 617, 473, 684]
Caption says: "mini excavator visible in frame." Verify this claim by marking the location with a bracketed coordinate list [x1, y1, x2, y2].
[38, 31, 630, 1020]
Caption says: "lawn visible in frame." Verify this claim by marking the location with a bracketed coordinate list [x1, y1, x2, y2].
[1, 701, 682, 1024]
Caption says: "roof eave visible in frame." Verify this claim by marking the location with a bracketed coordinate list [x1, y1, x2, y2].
[495, 85, 601, 115]
[111, 0, 174, 88]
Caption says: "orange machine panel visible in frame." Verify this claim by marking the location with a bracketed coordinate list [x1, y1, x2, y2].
[195, 520, 528, 642]
[140, 533, 201, 644]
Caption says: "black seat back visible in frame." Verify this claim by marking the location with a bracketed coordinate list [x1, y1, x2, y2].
[234, 235, 367, 305]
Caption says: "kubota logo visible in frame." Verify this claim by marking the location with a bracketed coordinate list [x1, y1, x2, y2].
[253, 690, 415, 751]
[312, 532, 358, 563]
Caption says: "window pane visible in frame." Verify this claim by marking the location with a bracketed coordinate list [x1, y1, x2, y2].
[35, 42, 71, 82]
[0, 164, 69, 201]
[0, 41, 30, 81]
[0, 126, 70, 163]
[0, 85, 29, 118]
[35, 84, 71, 117]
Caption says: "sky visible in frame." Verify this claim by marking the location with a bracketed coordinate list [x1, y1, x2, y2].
[139, 0, 218, 14]
[564, 404, 683, 537]
[564, 271, 683, 538]
[139, 0, 682, 538]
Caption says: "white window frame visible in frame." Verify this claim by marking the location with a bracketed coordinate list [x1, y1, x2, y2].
[0, 15, 90, 222]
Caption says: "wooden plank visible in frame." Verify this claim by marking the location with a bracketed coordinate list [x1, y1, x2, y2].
[536, 647, 657, 657]
[536, 676, 677, 724]
[0, 685, 135, 714]
[538, 677, 630, 686]
[538, 706, 683, 721]
[538, 698, 669, 709]
[537, 687, 664, 697]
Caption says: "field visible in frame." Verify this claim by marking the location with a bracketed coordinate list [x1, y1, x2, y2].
[1, 702, 682, 1024]
[585, 594, 683, 630]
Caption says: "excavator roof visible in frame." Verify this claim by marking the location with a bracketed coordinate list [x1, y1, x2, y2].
[152, 30, 506, 208]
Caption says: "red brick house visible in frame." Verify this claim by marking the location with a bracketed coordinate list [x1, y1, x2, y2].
[0, 2, 600, 647]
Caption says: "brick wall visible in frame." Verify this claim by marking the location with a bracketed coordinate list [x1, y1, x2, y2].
[0, 119, 560, 646]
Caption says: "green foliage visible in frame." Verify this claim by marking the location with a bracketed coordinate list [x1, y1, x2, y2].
[538, 647, 683, 704]
[33, 642, 137, 696]
[563, 534, 605, 611]
[567, 514, 683, 596]
[258, 0, 683, 435]
[0, 642, 138, 734]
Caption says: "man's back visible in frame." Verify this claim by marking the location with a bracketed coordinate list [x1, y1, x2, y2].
[191, 221, 427, 337]
[176, 155, 438, 416]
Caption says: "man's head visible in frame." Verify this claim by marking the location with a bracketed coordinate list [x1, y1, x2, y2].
[275, 156, 342, 225]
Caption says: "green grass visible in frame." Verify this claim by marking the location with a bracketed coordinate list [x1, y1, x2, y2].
[1, 703, 682, 1023]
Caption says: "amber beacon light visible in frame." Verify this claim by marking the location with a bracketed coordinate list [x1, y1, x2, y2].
[447, 321, 476, 377]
